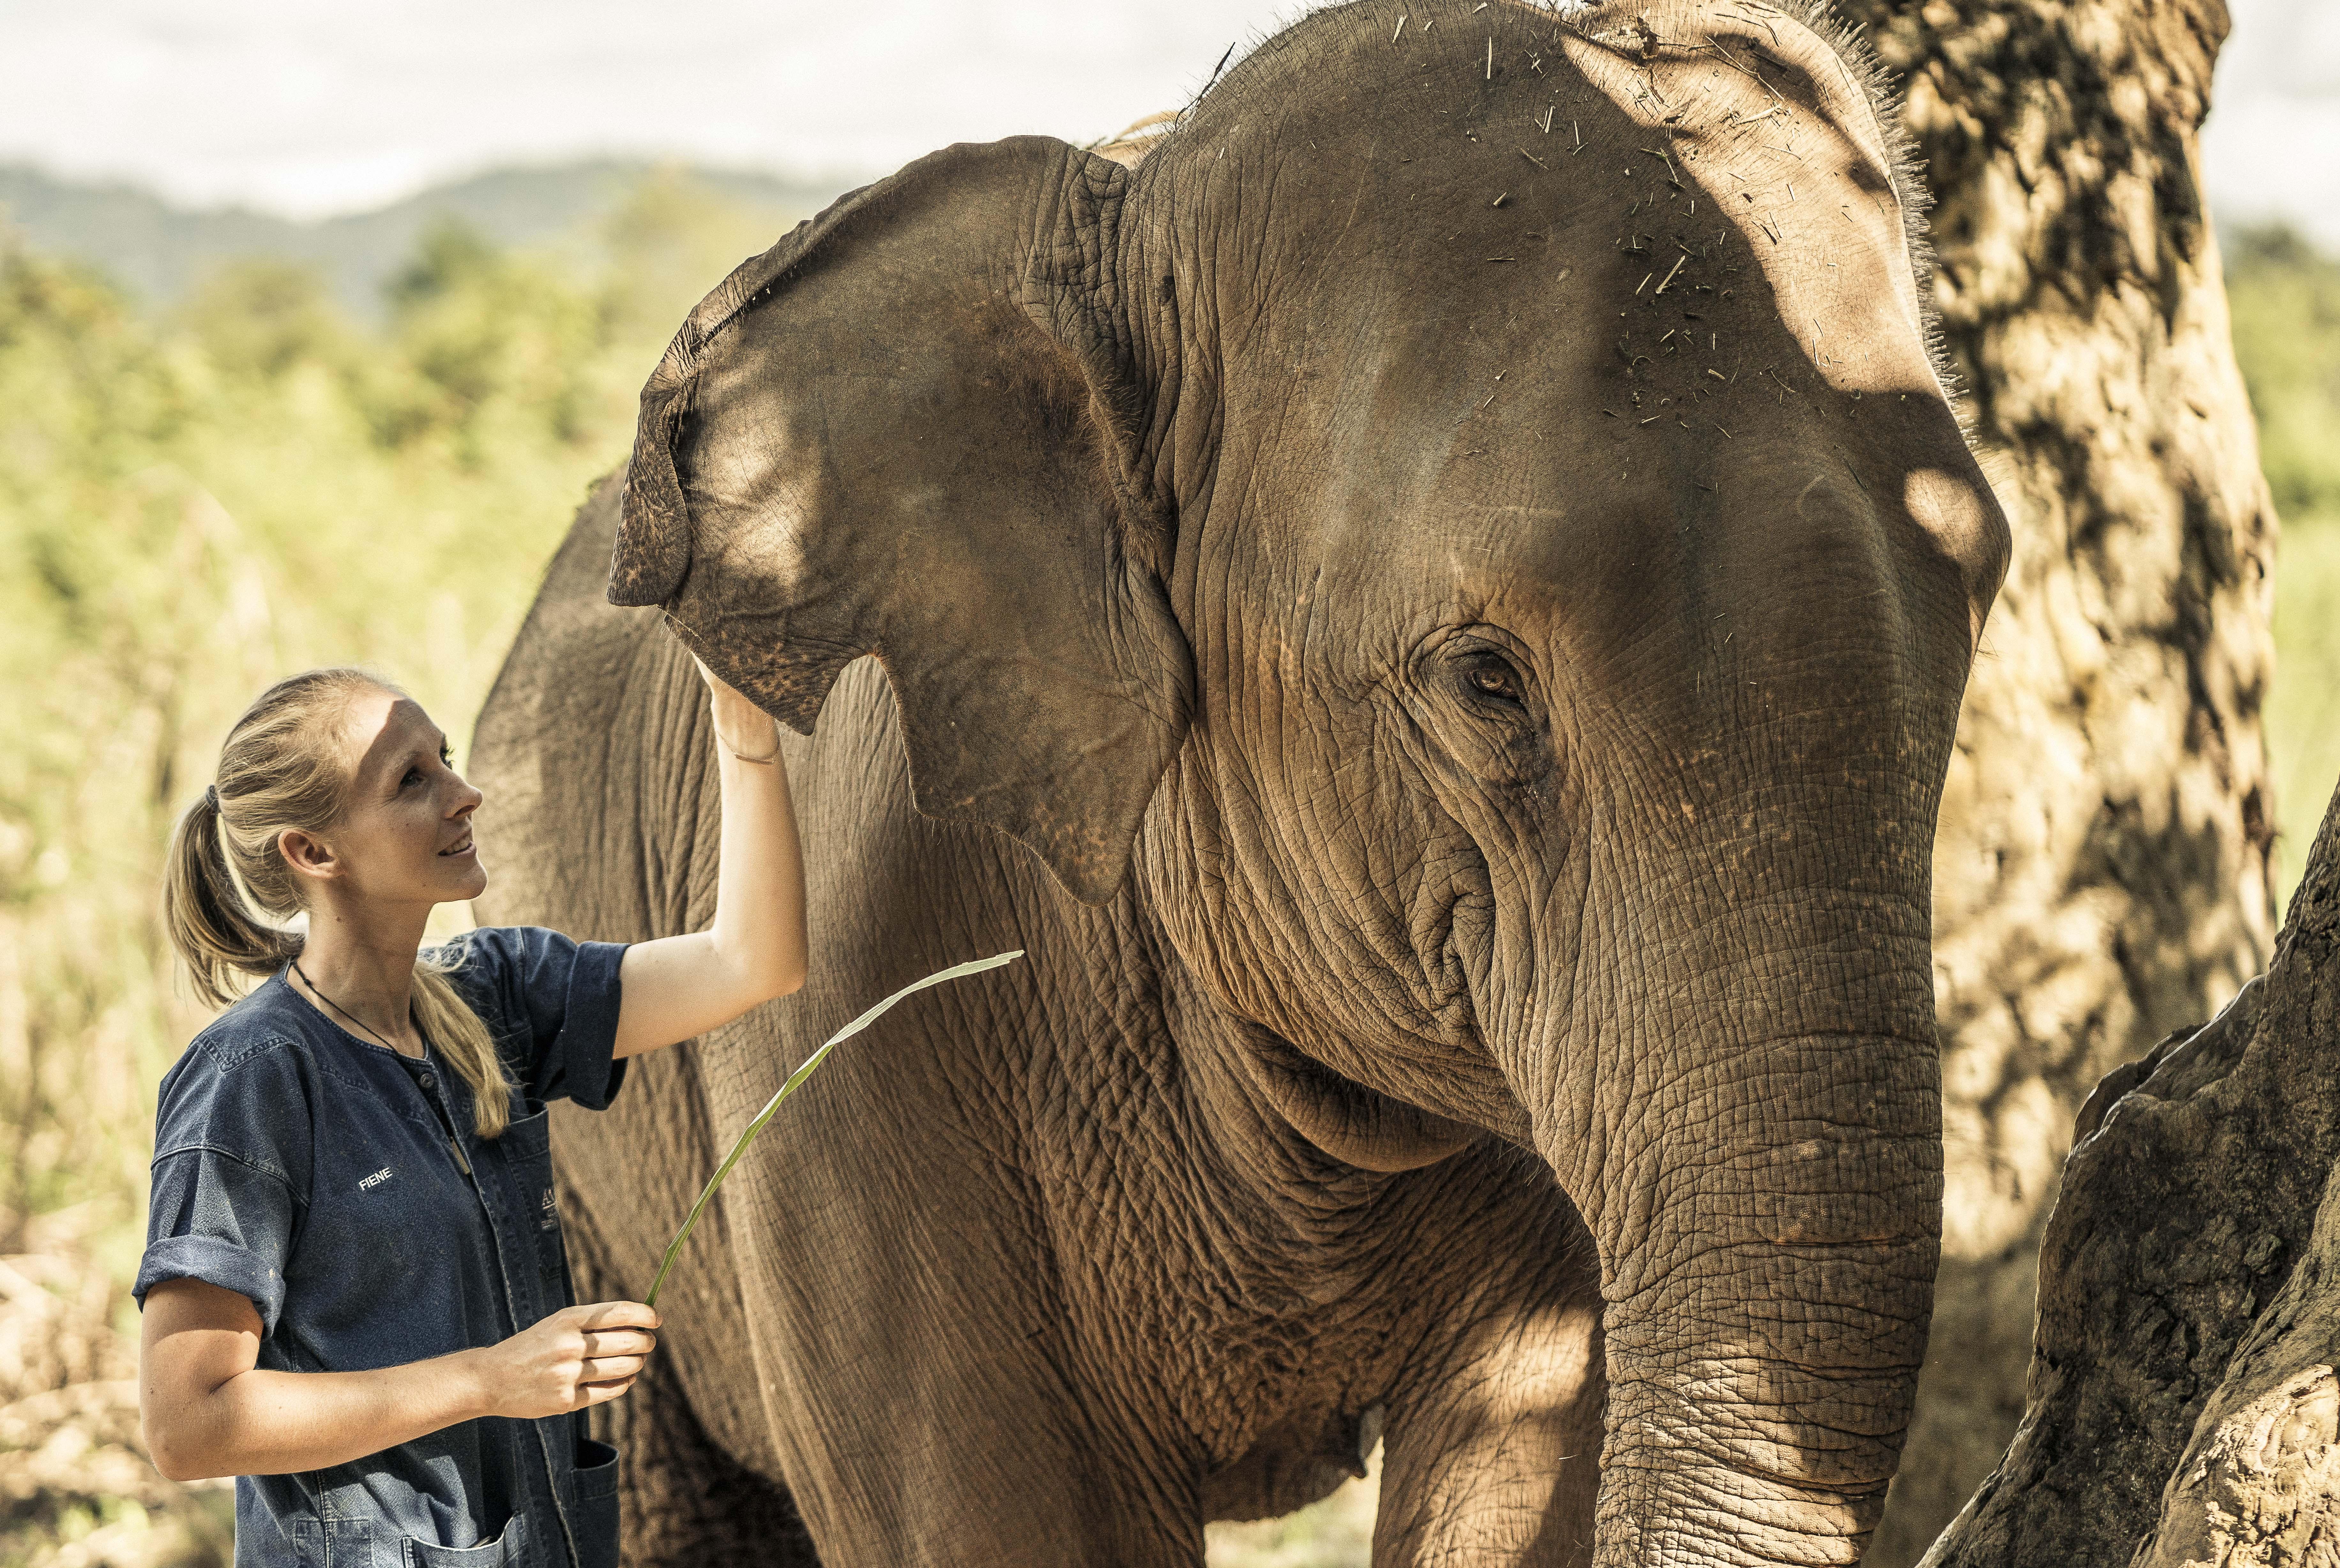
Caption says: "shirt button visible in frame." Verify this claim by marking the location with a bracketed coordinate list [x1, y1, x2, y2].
[419, 1071, 436, 1090]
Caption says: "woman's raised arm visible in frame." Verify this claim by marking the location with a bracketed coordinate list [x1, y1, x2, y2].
[611, 663, 809, 1059]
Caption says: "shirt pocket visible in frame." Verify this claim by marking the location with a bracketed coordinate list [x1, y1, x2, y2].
[397, 1512, 526, 1568]
[497, 1106, 572, 1307]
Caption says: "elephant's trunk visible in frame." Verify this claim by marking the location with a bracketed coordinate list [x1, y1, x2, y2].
[1583, 1122, 1940, 1567]
[1539, 837, 1945, 1566]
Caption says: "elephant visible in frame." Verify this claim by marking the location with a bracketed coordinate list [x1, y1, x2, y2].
[468, 1, 2010, 1564]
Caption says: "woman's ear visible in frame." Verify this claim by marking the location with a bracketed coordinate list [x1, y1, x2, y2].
[610, 137, 1190, 906]
[277, 828, 339, 886]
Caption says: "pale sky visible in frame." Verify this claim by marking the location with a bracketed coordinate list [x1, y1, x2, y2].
[0, 0, 2333, 244]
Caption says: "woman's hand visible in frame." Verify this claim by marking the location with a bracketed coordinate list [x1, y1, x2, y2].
[473, 1300, 661, 1419]
[695, 657, 780, 762]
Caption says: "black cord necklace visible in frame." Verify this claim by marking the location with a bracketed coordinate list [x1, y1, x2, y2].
[290, 958, 412, 1057]
[290, 958, 473, 1175]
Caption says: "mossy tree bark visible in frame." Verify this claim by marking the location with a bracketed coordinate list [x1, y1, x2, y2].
[1821, 0, 2284, 1558]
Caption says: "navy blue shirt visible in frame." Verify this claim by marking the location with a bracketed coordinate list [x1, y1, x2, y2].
[136, 927, 630, 1568]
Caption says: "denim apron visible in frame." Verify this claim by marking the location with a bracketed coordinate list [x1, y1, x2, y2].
[136, 928, 630, 1568]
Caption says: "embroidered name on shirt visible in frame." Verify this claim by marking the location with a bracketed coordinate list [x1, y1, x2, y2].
[360, 1168, 394, 1192]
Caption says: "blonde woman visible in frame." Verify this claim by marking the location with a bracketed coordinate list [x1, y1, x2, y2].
[138, 662, 806, 1568]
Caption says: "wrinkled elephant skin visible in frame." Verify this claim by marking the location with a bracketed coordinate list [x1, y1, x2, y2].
[470, 3, 2009, 1565]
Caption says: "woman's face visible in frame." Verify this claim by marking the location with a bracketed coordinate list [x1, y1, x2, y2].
[291, 686, 488, 908]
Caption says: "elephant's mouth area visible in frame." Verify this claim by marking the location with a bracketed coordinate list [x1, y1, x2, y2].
[1234, 1019, 1484, 1172]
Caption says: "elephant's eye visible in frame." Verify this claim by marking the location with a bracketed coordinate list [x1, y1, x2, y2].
[1461, 653, 1526, 709]
[1415, 633, 1549, 782]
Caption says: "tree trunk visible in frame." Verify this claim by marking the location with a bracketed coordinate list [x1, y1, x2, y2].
[1918, 780, 2340, 1564]
[1821, 2, 2284, 1557]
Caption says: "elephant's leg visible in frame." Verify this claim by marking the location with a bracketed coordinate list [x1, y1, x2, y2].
[559, 1155, 820, 1567]
[1375, 1303, 1604, 1567]
[1371, 1206, 1606, 1568]
[722, 1071, 1206, 1563]
[745, 1218, 1209, 1567]
[796, 1404, 1201, 1567]
[593, 1335, 823, 1568]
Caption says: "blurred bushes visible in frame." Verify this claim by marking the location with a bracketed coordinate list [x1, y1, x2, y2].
[0, 169, 781, 1249]
[2226, 223, 2340, 901]
[2270, 524, 2340, 903]
[1, 1223, 233, 1568]
[2228, 223, 2340, 524]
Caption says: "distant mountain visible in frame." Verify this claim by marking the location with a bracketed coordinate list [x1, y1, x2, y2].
[0, 160, 857, 316]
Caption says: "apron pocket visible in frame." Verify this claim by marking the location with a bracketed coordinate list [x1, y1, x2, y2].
[398, 1513, 526, 1568]
[569, 1439, 621, 1568]
[288, 1516, 377, 1568]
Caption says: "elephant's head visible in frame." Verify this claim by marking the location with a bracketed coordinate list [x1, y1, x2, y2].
[609, 2, 2010, 1563]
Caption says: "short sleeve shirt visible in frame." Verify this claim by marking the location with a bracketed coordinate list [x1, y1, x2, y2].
[136, 928, 629, 1568]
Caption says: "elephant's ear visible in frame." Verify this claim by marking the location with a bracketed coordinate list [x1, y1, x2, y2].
[608, 137, 1191, 906]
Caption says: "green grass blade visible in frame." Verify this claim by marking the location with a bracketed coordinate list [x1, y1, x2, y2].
[643, 949, 1025, 1308]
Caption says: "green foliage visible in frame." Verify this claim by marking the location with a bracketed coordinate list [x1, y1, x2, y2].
[180, 260, 348, 381]
[0, 174, 798, 1269]
[2227, 223, 2340, 522]
[2272, 522, 2340, 906]
[2227, 223, 2340, 906]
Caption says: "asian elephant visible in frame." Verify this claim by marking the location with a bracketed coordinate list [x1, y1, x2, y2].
[469, 1, 2010, 1564]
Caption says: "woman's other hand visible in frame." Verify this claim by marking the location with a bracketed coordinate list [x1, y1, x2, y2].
[475, 1300, 661, 1419]
[140, 1278, 656, 1481]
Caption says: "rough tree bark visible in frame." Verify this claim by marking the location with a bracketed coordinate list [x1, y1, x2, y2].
[1919, 781, 2340, 1564]
[1818, 0, 2285, 1559]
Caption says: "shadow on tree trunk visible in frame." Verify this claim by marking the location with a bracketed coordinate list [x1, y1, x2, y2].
[1822, 3, 2282, 1555]
[1924, 780, 2340, 1564]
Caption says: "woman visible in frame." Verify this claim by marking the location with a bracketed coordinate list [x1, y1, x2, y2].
[136, 659, 806, 1568]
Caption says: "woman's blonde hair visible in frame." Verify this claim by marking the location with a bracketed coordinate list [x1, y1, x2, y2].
[162, 667, 515, 1137]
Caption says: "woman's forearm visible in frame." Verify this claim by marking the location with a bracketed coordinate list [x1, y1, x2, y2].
[149, 1350, 489, 1482]
[611, 681, 810, 1057]
[143, 1292, 657, 1482]
[705, 740, 808, 999]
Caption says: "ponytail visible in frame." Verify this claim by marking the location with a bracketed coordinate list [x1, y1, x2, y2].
[163, 787, 300, 1009]
[164, 668, 514, 1137]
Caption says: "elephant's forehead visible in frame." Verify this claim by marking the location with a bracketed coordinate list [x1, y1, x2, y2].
[1195, 0, 1963, 629]
[1304, 447, 1726, 614]
[1183, 0, 1936, 402]
[1553, 0, 1937, 400]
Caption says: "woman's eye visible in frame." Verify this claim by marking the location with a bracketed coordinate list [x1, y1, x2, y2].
[402, 766, 425, 788]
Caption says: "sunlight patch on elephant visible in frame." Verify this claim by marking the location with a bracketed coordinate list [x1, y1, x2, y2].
[1556, 1, 1941, 403]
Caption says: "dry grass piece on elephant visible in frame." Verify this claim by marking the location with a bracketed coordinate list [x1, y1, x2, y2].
[470, 1, 2009, 1564]
[643, 951, 1024, 1309]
